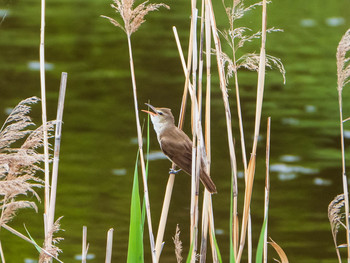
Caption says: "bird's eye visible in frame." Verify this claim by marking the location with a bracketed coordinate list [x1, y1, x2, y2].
[158, 111, 163, 115]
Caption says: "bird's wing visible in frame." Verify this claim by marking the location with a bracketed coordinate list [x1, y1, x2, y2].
[159, 128, 193, 174]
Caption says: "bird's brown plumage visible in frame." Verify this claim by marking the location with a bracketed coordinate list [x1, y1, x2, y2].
[159, 126, 217, 193]
[142, 104, 217, 193]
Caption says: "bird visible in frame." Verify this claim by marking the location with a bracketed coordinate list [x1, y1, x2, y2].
[142, 103, 217, 194]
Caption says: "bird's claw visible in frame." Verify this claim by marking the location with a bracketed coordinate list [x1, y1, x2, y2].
[169, 168, 182, 174]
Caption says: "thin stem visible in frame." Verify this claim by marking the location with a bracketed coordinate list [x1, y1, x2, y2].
[338, 90, 350, 261]
[154, 26, 192, 262]
[39, 0, 50, 240]
[82, 226, 88, 263]
[127, 34, 156, 262]
[236, 0, 267, 261]
[47, 72, 67, 250]
[263, 117, 271, 263]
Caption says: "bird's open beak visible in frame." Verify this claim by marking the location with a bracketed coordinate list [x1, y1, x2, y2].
[142, 103, 158, 116]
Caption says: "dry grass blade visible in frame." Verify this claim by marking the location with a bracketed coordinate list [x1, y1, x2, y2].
[173, 224, 183, 263]
[268, 238, 288, 263]
[328, 194, 345, 262]
[337, 29, 350, 92]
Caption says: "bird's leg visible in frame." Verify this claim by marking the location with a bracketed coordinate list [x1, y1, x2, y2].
[169, 168, 182, 174]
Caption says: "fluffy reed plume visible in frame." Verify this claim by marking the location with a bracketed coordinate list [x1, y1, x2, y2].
[173, 224, 183, 263]
[337, 29, 350, 92]
[328, 194, 345, 262]
[0, 97, 47, 226]
[101, 0, 169, 36]
[329, 195, 345, 246]
[39, 217, 64, 263]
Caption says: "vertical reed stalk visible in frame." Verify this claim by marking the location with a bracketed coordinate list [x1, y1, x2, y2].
[126, 34, 156, 262]
[39, 0, 50, 239]
[105, 228, 114, 263]
[206, 0, 238, 260]
[82, 226, 88, 263]
[338, 91, 350, 261]
[0, 240, 5, 263]
[154, 26, 192, 262]
[264, 117, 271, 263]
[236, 1, 267, 261]
[189, 9, 200, 262]
[47, 72, 67, 250]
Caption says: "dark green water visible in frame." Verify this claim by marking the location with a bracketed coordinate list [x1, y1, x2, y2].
[1, 0, 350, 262]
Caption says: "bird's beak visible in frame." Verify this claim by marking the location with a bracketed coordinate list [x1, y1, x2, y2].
[142, 103, 158, 116]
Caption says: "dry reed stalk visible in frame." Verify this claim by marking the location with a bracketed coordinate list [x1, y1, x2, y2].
[39, 0, 50, 241]
[82, 226, 88, 263]
[336, 28, 350, 261]
[264, 117, 271, 263]
[102, 2, 169, 261]
[0, 240, 4, 263]
[46, 72, 67, 259]
[189, 9, 201, 263]
[236, 0, 267, 261]
[105, 228, 114, 263]
[154, 25, 193, 262]
[127, 32, 156, 263]
[206, 0, 239, 259]
[203, 6, 220, 262]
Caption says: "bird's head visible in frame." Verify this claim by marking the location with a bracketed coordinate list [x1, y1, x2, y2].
[142, 103, 175, 133]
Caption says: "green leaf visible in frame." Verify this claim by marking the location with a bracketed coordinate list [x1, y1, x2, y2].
[127, 152, 144, 263]
[211, 229, 223, 263]
[255, 217, 268, 263]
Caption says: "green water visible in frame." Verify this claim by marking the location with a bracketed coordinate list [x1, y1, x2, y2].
[1, 0, 350, 262]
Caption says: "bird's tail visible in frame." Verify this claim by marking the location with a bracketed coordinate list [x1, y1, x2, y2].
[200, 171, 217, 194]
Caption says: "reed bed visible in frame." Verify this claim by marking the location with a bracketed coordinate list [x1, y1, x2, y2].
[3, 0, 350, 261]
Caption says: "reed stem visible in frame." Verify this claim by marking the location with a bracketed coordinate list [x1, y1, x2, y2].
[264, 117, 271, 263]
[105, 228, 114, 263]
[39, 0, 50, 240]
[126, 34, 156, 262]
[338, 90, 350, 261]
[47, 72, 67, 251]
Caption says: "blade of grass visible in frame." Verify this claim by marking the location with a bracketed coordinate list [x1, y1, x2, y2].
[255, 218, 267, 263]
[127, 151, 144, 263]
[269, 238, 289, 263]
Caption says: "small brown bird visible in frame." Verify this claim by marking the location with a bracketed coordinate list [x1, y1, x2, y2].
[142, 103, 217, 194]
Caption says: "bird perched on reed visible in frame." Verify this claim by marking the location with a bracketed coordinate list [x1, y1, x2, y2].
[142, 103, 217, 194]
